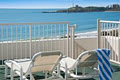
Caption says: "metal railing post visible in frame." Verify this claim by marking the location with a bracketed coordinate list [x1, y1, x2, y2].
[70, 28, 72, 58]
[97, 19, 101, 49]
[71, 24, 76, 59]
[118, 20, 120, 37]
[29, 25, 32, 59]
[67, 24, 69, 57]
[118, 20, 120, 62]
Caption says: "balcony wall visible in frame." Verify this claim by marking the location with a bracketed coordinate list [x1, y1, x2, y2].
[0, 37, 97, 60]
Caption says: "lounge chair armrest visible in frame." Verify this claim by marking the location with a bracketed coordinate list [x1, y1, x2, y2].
[60, 60, 68, 80]
[60, 60, 68, 69]
[9, 60, 21, 68]
[6, 60, 23, 80]
[62, 55, 67, 58]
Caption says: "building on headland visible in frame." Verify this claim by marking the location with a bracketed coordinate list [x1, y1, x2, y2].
[74, 4, 120, 9]
[75, 5, 79, 8]
[106, 4, 120, 9]
[111, 4, 120, 8]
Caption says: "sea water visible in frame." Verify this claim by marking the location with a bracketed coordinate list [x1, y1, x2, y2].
[0, 9, 120, 41]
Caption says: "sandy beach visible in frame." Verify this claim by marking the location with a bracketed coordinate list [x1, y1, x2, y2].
[75, 31, 97, 38]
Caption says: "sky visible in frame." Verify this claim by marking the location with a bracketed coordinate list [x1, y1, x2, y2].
[0, 0, 120, 9]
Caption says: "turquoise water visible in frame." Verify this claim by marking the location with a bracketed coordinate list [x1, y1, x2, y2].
[0, 9, 120, 32]
[0, 9, 120, 41]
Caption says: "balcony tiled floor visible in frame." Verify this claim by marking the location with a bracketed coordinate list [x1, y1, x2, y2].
[0, 63, 120, 80]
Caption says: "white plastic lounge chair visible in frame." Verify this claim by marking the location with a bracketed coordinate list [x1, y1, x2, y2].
[60, 50, 98, 80]
[4, 51, 63, 80]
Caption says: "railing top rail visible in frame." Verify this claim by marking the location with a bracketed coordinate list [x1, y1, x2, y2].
[100, 20, 120, 24]
[0, 22, 69, 25]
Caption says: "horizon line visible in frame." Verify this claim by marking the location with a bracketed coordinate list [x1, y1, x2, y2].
[0, 7, 109, 9]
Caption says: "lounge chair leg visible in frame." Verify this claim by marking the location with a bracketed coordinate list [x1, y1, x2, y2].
[30, 75, 35, 80]
[57, 63, 60, 76]
[75, 66, 79, 80]
[65, 62, 68, 80]
[5, 65, 8, 78]
[82, 67, 85, 75]
[11, 63, 14, 80]
[75, 66, 77, 75]
[45, 72, 48, 79]
[30, 72, 34, 80]
[20, 68, 23, 80]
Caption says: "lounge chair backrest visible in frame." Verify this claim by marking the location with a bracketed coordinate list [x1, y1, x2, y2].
[75, 50, 97, 67]
[31, 51, 63, 73]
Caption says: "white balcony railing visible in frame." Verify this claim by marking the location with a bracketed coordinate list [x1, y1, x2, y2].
[97, 19, 120, 64]
[0, 22, 77, 66]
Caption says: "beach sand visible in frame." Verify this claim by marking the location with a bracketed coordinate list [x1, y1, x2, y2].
[75, 31, 97, 38]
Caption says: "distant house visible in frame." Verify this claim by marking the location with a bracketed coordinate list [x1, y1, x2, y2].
[75, 5, 79, 8]
[111, 4, 119, 8]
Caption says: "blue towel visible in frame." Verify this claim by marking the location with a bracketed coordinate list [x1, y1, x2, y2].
[96, 49, 113, 80]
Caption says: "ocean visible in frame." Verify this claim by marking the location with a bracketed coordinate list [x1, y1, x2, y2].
[0, 9, 120, 41]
